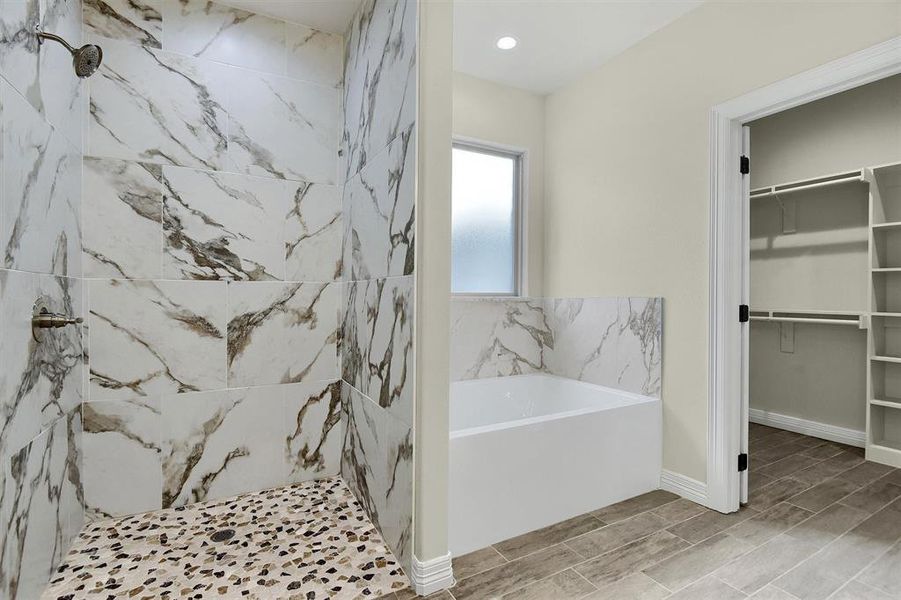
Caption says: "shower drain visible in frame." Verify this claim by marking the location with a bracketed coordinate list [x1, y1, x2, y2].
[210, 528, 236, 543]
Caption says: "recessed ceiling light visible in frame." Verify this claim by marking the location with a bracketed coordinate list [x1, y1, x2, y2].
[496, 36, 517, 50]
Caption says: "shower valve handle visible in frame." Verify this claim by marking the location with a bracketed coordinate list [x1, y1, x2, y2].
[31, 296, 82, 343]
[32, 311, 83, 329]
[31, 312, 84, 329]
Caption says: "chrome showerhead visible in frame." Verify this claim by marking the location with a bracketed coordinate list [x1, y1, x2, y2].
[35, 30, 103, 78]
[72, 43, 103, 77]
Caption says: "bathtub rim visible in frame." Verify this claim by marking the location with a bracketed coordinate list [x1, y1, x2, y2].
[450, 373, 660, 439]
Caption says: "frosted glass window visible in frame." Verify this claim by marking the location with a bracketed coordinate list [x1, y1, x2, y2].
[452, 144, 520, 295]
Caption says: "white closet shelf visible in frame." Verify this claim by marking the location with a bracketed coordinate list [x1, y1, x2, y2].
[749, 309, 865, 327]
[750, 170, 866, 200]
[872, 268, 901, 273]
[872, 312, 901, 318]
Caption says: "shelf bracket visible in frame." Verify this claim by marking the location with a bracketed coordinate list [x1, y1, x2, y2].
[780, 322, 795, 353]
[777, 194, 796, 234]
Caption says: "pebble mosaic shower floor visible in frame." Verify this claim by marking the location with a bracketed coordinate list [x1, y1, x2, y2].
[41, 477, 409, 600]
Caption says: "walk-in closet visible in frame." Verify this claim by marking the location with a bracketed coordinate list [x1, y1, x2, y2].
[748, 74, 901, 480]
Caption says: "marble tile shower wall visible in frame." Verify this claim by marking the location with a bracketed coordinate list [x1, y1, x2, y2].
[77, 0, 348, 523]
[450, 297, 663, 398]
[0, 0, 86, 597]
[339, 0, 417, 574]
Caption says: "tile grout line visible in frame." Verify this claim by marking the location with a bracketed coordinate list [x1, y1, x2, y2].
[715, 575, 751, 597]
[769, 498, 900, 598]
[481, 501, 675, 567]
[643, 529, 762, 594]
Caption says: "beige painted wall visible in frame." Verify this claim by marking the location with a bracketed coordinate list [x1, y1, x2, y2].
[415, 0, 452, 562]
[543, 1, 900, 482]
[750, 75, 901, 189]
[452, 72, 546, 295]
[748, 75, 901, 432]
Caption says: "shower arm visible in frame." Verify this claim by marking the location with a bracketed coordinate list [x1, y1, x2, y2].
[36, 30, 77, 54]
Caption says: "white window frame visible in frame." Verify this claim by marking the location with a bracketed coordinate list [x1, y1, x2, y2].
[451, 137, 527, 297]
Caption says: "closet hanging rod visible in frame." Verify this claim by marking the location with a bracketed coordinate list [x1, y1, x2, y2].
[750, 171, 865, 200]
[749, 316, 862, 326]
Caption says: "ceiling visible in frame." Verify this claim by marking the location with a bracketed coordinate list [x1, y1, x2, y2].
[221, 0, 361, 33]
[454, 0, 702, 94]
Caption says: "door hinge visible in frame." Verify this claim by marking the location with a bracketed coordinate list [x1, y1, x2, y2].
[739, 304, 749, 323]
[740, 155, 750, 175]
[738, 453, 748, 472]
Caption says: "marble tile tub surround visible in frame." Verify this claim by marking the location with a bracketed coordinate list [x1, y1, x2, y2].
[450, 296, 663, 397]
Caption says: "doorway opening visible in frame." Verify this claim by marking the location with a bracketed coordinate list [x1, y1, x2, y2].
[708, 37, 901, 513]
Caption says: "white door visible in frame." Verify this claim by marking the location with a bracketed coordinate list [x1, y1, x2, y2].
[740, 125, 751, 504]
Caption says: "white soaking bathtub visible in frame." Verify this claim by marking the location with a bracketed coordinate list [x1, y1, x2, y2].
[449, 374, 662, 556]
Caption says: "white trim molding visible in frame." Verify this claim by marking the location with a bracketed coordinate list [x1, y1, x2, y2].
[660, 470, 708, 506]
[708, 36, 901, 514]
[749, 409, 866, 448]
[410, 553, 455, 596]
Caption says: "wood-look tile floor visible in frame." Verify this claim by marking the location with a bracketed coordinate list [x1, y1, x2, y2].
[381, 424, 901, 600]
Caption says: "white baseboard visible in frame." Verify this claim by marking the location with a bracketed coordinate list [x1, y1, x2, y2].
[410, 553, 455, 596]
[749, 408, 865, 448]
[660, 469, 708, 505]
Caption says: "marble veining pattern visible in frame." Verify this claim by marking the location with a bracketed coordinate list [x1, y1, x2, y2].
[87, 35, 229, 170]
[41, 477, 409, 600]
[285, 380, 343, 484]
[450, 296, 663, 397]
[342, 0, 416, 180]
[71, 0, 357, 537]
[0, 270, 83, 461]
[83, 0, 162, 48]
[341, 383, 413, 573]
[342, 277, 414, 426]
[228, 68, 340, 184]
[343, 125, 415, 281]
[81, 398, 162, 520]
[162, 0, 286, 74]
[160, 386, 285, 508]
[549, 297, 663, 397]
[449, 298, 552, 381]
[82, 157, 163, 279]
[80, 380, 345, 521]
[162, 166, 287, 281]
[287, 22, 343, 88]
[88, 278, 227, 401]
[285, 181, 342, 282]
[227, 281, 339, 387]
[0, 0, 84, 149]
[1, 79, 82, 277]
[338, 0, 417, 578]
[1, 410, 83, 600]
